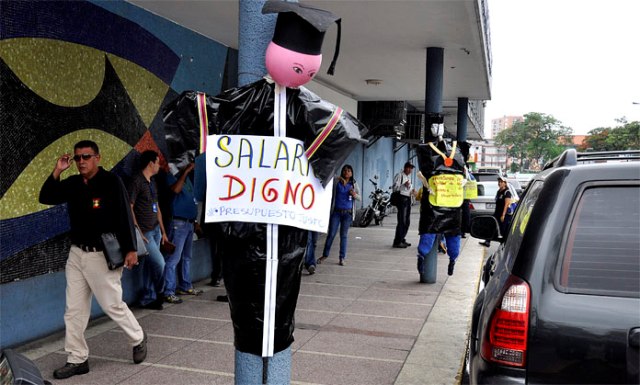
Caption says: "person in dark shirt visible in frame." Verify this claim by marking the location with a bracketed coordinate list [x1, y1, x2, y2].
[39, 140, 147, 380]
[479, 176, 513, 247]
[163, 162, 203, 303]
[129, 150, 169, 310]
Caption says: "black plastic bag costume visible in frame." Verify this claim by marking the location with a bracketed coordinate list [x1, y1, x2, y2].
[163, 78, 367, 355]
[416, 140, 467, 235]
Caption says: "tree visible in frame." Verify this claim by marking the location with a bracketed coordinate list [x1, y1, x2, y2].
[583, 120, 640, 151]
[495, 112, 572, 170]
[581, 127, 610, 151]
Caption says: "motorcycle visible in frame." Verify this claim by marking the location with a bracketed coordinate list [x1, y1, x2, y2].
[358, 177, 392, 227]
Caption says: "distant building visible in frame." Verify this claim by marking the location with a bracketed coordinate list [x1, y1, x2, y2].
[470, 139, 509, 172]
[491, 115, 524, 138]
[560, 135, 587, 149]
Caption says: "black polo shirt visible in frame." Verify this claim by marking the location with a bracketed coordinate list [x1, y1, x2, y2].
[129, 173, 160, 233]
[39, 167, 137, 252]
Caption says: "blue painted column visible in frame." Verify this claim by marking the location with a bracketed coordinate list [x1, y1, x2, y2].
[235, 1, 289, 384]
[420, 47, 445, 284]
[238, 0, 276, 86]
[457, 97, 469, 142]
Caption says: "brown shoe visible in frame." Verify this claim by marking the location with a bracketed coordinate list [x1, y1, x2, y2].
[53, 360, 89, 379]
[317, 255, 328, 264]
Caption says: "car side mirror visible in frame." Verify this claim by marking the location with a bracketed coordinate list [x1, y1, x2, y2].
[470, 215, 503, 242]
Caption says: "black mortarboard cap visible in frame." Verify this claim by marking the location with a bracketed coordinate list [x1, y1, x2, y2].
[262, 0, 342, 75]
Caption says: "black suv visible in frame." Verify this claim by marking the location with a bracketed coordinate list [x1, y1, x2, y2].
[467, 150, 640, 384]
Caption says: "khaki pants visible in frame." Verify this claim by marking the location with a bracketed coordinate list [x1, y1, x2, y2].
[64, 246, 143, 363]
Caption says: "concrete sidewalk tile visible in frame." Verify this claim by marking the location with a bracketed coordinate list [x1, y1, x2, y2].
[328, 314, 424, 337]
[394, 362, 458, 385]
[290, 328, 318, 351]
[345, 299, 432, 319]
[132, 365, 234, 385]
[298, 330, 413, 361]
[296, 294, 352, 313]
[295, 309, 339, 328]
[298, 282, 366, 299]
[137, 313, 227, 339]
[292, 350, 402, 385]
[358, 287, 439, 306]
[203, 322, 235, 344]
[162, 299, 233, 320]
[156, 340, 235, 374]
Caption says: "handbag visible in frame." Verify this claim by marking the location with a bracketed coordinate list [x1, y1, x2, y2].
[390, 191, 402, 207]
[101, 227, 148, 270]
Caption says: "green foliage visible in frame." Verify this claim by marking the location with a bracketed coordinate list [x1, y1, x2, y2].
[583, 120, 640, 151]
[495, 112, 572, 169]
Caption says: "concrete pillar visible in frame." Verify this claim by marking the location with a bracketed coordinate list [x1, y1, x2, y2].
[238, 0, 276, 86]
[421, 47, 445, 283]
[235, 1, 290, 383]
[425, 47, 444, 115]
[457, 97, 469, 142]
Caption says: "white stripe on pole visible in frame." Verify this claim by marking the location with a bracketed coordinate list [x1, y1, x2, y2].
[262, 84, 287, 357]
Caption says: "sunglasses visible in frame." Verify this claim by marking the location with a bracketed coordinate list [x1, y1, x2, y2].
[73, 154, 98, 161]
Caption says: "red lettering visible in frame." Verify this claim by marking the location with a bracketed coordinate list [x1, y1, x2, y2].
[220, 175, 245, 201]
[250, 177, 256, 202]
[300, 184, 315, 209]
[262, 178, 279, 202]
[283, 180, 300, 205]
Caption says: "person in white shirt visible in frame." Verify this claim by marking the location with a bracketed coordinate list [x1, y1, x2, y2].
[392, 162, 415, 248]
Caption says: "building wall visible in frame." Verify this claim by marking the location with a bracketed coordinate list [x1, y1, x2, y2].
[0, 0, 229, 349]
[490, 115, 523, 138]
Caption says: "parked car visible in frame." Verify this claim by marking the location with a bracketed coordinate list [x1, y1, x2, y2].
[506, 178, 523, 195]
[473, 172, 501, 182]
[476, 166, 504, 175]
[468, 181, 519, 219]
[466, 149, 640, 384]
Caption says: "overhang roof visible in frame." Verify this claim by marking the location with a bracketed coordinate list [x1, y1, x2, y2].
[128, 0, 492, 139]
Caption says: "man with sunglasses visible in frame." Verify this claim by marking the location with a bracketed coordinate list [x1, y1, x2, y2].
[39, 140, 147, 379]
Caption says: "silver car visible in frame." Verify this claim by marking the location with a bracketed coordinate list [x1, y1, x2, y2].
[469, 181, 519, 219]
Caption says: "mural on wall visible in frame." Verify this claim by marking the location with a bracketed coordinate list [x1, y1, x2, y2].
[0, 0, 230, 283]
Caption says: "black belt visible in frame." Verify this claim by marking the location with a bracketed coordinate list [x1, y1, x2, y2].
[76, 244, 103, 252]
[336, 209, 352, 214]
[174, 216, 196, 223]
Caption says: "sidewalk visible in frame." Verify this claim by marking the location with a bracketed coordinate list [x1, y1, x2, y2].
[16, 209, 486, 385]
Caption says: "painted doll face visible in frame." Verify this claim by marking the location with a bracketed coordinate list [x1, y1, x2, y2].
[265, 42, 322, 88]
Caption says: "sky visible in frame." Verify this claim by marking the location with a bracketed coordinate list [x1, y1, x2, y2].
[484, 0, 640, 137]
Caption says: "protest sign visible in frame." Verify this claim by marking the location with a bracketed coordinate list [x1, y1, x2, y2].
[204, 134, 332, 232]
[428, 174, 464, 207]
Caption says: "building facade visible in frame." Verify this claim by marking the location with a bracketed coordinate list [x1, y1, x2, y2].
[490, 115, 523, 138]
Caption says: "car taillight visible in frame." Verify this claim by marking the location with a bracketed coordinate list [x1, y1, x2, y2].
[481, 275, 530, 367]
[469, 202, 475, 210]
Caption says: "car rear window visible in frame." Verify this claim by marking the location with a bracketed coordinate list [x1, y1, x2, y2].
[560, 185, 640, 298]
[473, 173, 499, 182]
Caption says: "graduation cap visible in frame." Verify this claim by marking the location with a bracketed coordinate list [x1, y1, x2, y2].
[262, 0, 341, 75]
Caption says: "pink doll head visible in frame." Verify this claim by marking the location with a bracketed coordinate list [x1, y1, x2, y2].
[262, 1, 342, 87]
[265, 42, 322, 87]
